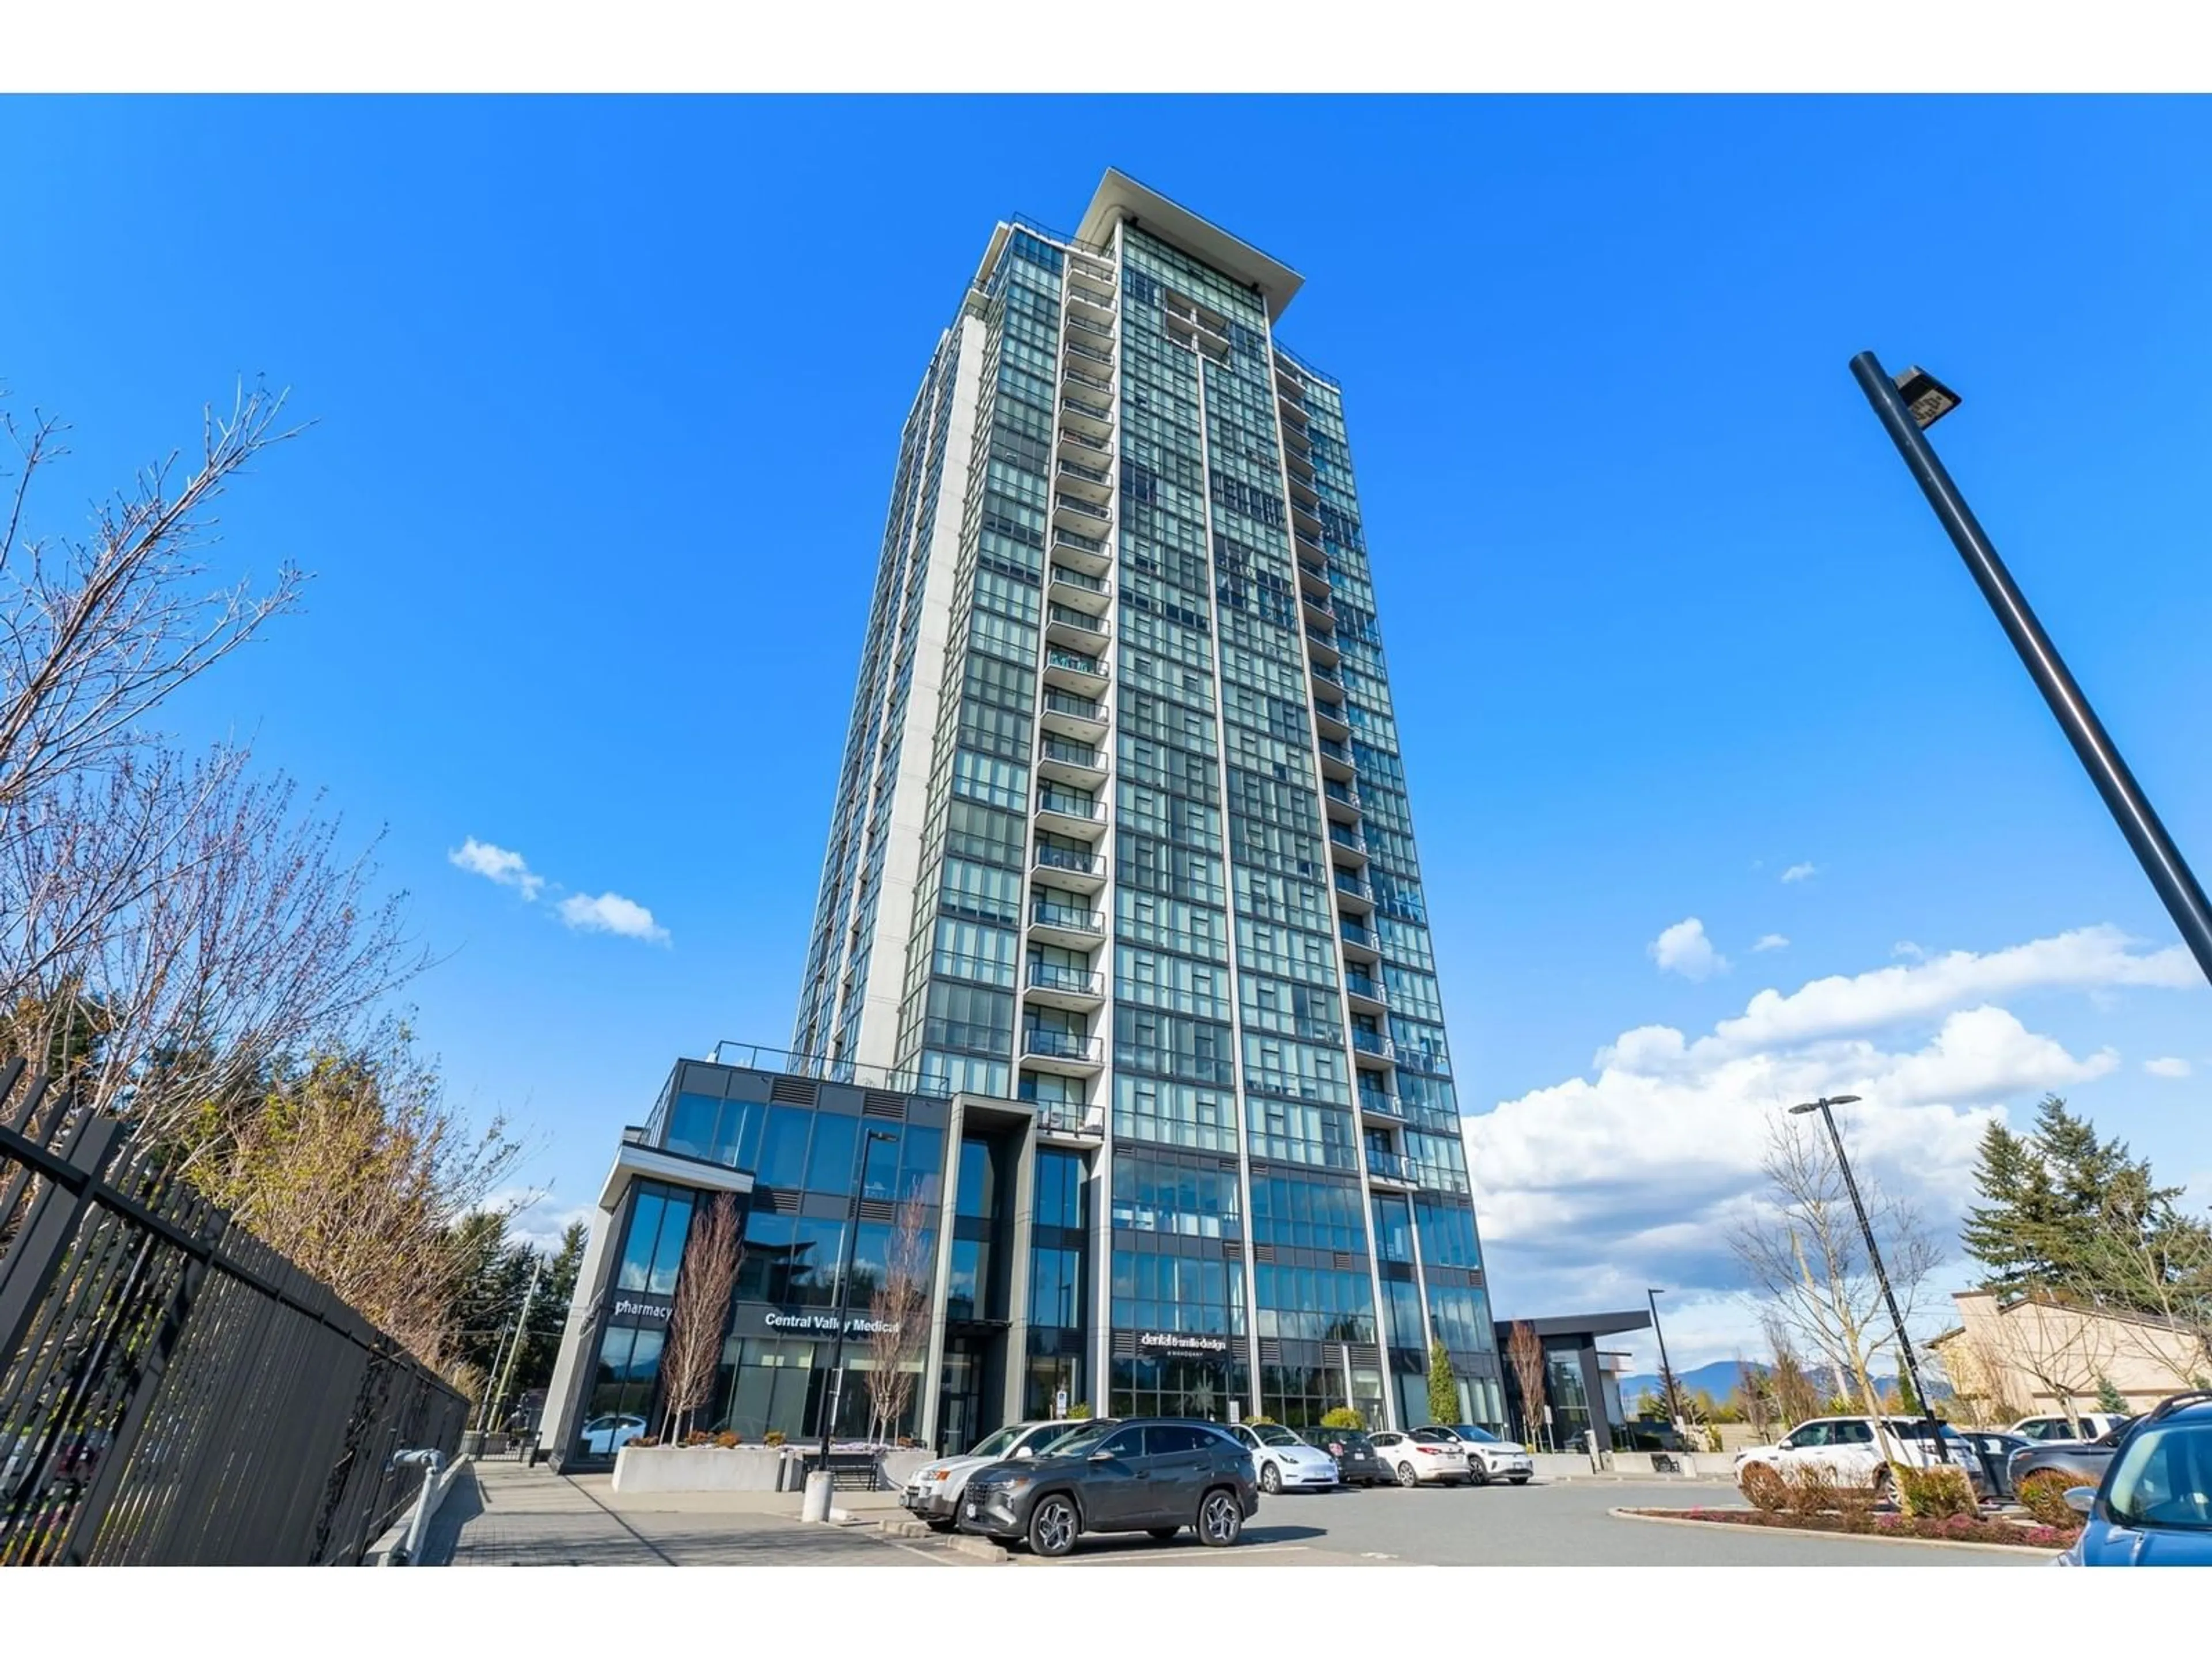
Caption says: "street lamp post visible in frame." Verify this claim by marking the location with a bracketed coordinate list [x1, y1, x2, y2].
[816, 1127, 899, 1469]
[1646, 1289, 1684, 1435]
[1788, 1096, 1945, 1461]
[1850, 352, 2212, 990]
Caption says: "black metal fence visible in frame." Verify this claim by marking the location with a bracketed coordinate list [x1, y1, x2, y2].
[0, 1060, 468, 1565]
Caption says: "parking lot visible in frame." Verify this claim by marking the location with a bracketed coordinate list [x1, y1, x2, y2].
[1005, 1479, 2050, 1568]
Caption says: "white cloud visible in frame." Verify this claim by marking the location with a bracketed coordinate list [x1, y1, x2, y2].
[1650, 918, 1727, 981]
[1781, 862, 1818, 884]
[2146, 1056, 2194, 1079]
[1753, 934, 1789, 953]
[449, 836, 544, 901]
[474, 1188, 596, 1254]
[1894, 941, 1927, 961]
[1467, 923, 2200, 1368]
[558, 891, 671, 945]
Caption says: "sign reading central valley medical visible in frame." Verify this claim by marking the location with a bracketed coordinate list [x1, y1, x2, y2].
[729, 1306, 906, 1340]
[1134, 1329, 1231, 1358]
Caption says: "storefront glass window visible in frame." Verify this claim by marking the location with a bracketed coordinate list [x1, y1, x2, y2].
[616, 1192, 665, 1292]
[757, 1106, 812, 1188]
[805, 1111, 859, 1195]
[665, 1092, 718, 1159]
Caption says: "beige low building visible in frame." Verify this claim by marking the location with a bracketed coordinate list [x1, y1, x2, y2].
[1931, 1290, 2212, 1425]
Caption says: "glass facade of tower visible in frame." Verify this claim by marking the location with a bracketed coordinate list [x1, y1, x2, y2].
[787, 173, 1500, 1435]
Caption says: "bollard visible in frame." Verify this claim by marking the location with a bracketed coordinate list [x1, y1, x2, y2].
[801, 1468, 835, 1522]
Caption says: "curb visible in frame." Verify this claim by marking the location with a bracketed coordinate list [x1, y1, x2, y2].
[875, 1517, 1008, 1563]
[1608, 1506, 2066, 1558]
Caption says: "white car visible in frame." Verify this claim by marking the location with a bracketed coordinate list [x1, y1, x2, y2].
[900, 1419, 1106, 1529]
[1415, 1423, 1534, 1485]
[1370, 1428, 1471, 1486]
[1225, 1421, 1340, 1494]
[2011, 1412, 2130, 1444]
[1734, 1416, 1983, 1495]
[579, 1414, 647, 1456]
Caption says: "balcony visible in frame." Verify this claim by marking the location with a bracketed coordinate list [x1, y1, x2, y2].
[1283, 448, 1316, 485]
[1060, 393, 1114, 434]
[1287, 474, 1320, 512]
[1294, 527, 1326, 558]
[1051, 525, 1112, 579]
[1022, 1025, 1106, 1076]
[1066, 311, 1115, 346]
[1397, 1047, 1453, 1079]
[1281, 421, 1312, 459]
[1053, 496, 1112, 540]
[1343, 970, 1388, 1014]
[1040, 686, 1109, 742]
[1297, 555, 1331, 592]
[1311, 662, 1345, 695]
[1029, 896, 1105, 947]
[1027, 1094, 1107, 1139]
[1344, 970, 1388, 1014]
[1034, 840, 1107, 893]
[1306, 627, 1342, 668]
[1323, 779, 1362, 824]
[1025, 958, 1106, 1010]
[1048, 569, 1111, 622]
[1278, 395, 1310, 433]
[1064, 335, 1114, 371]
[1055, 456, 1113, 501]
[1365, 1149, 1416, 1187]
[1316, 734, 1355, 780]
[1057, 423, 1112, 461]
[1291, 497, 1324, 539]
[1042, 647, 1109, 699]
[1035, 784, 1109, 839]
[1066, 282, 1116, 325]
[1350, 1027, 1396, 1064]
[1312, 698, 1351, 738]
[1062, 366, 1114, 403]
[1067, 262, 1115, 306]
[1333, 869, 1374, 911]
[1037, 732, 1108, 789]
[1358, 1088, 1405, 1124]
[1046, 601, 1111, 650]
[1339, 918, 1382, 963]
[1300, 587, 1334, 623]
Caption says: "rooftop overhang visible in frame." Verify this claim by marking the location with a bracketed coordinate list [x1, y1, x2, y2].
[1076, 169, 1304, 322]
[1497, 1310, 1656, 1342]
[596, 1141, 756, 1214]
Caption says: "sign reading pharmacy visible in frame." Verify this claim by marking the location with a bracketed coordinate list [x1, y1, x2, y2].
[1134, 1329, 1232, 1357]
[609, 1296, 673, 1328]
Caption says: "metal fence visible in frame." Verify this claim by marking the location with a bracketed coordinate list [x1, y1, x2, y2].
[0, 1060, 468, 1565]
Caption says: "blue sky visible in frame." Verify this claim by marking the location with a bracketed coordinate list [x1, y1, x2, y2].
[6, 96, 2208, 1369]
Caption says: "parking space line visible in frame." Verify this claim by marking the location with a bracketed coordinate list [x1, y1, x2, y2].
[1037, 1543, 1312, 1565]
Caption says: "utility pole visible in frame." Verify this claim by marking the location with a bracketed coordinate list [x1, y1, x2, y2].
[487, 1256, 543, 1435]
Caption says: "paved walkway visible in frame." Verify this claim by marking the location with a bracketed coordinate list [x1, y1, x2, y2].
[423, 1461, 978, 1567]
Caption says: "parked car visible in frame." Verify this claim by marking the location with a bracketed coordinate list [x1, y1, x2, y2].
[1414, 1423, 1533, 1486]
[2012, 1411, 2131, 1444]
[578, 1413, 647, 1456]
[1734, 1416, 1984, 1495]
[955, 1417, 1258, 1556]
[2055, 1391, 2212, 1565]
[1368, 1427, 1471, 1486]
[1959, 1431, 2032, 1502]
[1224, 1420, 1340, 1493]
[1302, 1426, 1391, 1487]
[2010, 1421, 2137, 1506]
[900, 1419, 1110, 1529]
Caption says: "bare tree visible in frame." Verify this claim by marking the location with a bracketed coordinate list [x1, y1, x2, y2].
[658, 1194, 741, 1442]
[865, 1192, 933, 1446]
[1506, 1320, 1548, 1450]
[1729, 1111, 1942, 1474]
[1981, 1296, 2119, 1434]
[1763, 1322, 1825, 1430]
[2065, 1209, 2212, 1392]
[2, 383, 304, 812]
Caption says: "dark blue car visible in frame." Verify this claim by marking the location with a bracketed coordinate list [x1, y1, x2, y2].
[2056, 1391, 2212, 1566]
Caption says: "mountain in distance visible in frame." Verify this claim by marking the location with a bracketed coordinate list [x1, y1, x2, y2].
[1618, 1359, 1952, 1404]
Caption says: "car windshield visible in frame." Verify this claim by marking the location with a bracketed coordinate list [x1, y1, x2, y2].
[1044, 1425, 1112, 1459]
[1253, 1424, 1304, 1448]
[1031, 1423, 1097, 1455]
[1453, 1425, 1500, 1443]
[1310, 1429, 1370, 1450]
[2106, 1423, 2212, 1530]
[967, 1426, 1027, 1459]
[1891, 1421, 1969, 1445]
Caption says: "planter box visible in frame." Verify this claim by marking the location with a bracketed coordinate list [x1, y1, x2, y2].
[609, 1444, 939, 1495]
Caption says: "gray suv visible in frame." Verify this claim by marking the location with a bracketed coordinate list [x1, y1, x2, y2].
[955, 1417, 1260, 1557]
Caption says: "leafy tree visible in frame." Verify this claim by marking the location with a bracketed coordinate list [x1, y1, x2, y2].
[1427, 1340, 1457, 1425]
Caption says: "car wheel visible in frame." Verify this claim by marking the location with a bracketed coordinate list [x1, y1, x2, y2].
[1027, 1493, 1081, 1559]
[1466, 1460, 1491, 1487]
[1396, 1461, 1420, 1488]
[926, 1518, 956, 1533]
[1147, 1527, 1180, 1541]
[1259, 1461, 1282, 1495]
[1508, 1476, 1530, 1486]
[1197, 1487, 1244, 1547]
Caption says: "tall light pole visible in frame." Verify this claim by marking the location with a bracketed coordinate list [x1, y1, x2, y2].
[1850, 353, 2212, 990]
[1646, 1288, 1684, 1434]
[817, 1127, 898, 1467]
[1789, 1096, 1943, 1457]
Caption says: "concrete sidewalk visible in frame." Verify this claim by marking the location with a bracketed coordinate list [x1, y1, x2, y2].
[422, 1460, 980, 1567]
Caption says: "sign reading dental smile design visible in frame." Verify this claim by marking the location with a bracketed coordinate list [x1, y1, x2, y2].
[1135, 1329, 1230, 1357]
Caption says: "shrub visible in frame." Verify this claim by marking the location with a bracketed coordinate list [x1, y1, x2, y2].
[1320, 1407, 1366, 1431]
[1785, 1465, 1838, 1516]
[1248, 1415, 1278, 1427]
[1738, 1463, 1789, 1512]
[632, 1437, 660, 1449]
[763, 1430, 787, 1447]
[1895, 1465, 1976, 1520]
[2017, 1469, 2081, 1527]
[682, 1429, 715, 1447]
[715, 1431, 740, 1449]
[1066, 1403, 1093, 1421]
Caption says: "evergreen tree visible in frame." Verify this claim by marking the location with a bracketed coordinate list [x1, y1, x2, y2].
[1893, 1363, 1921, 1415]
[1427, 1340, 1457, 1425]
[2096, 1374, 2128, 1416]
[1960, 1115, 2065, 1290]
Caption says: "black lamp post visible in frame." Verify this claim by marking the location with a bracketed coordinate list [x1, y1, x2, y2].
[816, 1126, 898, 1466]
[1789, 1096, 1945, 1459]
[1850, 353, 2212, 991]
[1646, 1288, 1684, 1434]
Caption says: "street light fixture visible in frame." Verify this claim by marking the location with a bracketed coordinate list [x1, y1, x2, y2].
[1850, 351, 2212, 990]
[1787, 1095, 1945, 1461]
[816, 1126, 900, 1469]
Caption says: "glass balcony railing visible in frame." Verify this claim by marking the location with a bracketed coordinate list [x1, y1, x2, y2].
[1059, 426, 1111, 455]
[1035, 843, 1103, 877]
[1040, 735, 1103, 769]
[1302, 590, 1334, 615]
[1358, 1089, 1402, 1120]
[1037, 789, 1105, 821]
[1052, 526, 1106, 556]
[1298, 556, 1330, 584]
[1314, 700, 1349, 728]
[1308, 627, 1339, 652]
[1317, 736, 1353, 765]
[1324, 781, 1361, 809]
[1065, 337, 1113, 369]
[1061, 393, 1113, 423]
[1047, 601, 1107, 634]
[1057, 457, 1112, 488]
[1050, 562, 1109, 594]
[1334, 871, 1372, 901]
[1063, 365, 1113, 397]
[1066, 312, 1115, 342]
[1329, 825, 1368, 854]
[1340, 920, 1378, 949]
[1024, 1027, 1103, 1063]
[1397, 1048, 1453, 1078]
[1027, 960, 1104, 996]
[1366, 1149, 1414, 1183]
[1043, 688, 1104, 722]
[1350, 1028, 1395, 1060]
[1044, 649, 1104, 678]
[1311, 661, 1344, 687]
[1344, 972, 1386, 1003]
[1031, 900, 1104, 934]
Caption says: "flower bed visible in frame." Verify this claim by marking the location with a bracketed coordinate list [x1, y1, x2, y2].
[1630, 1506, 2079, 1551]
